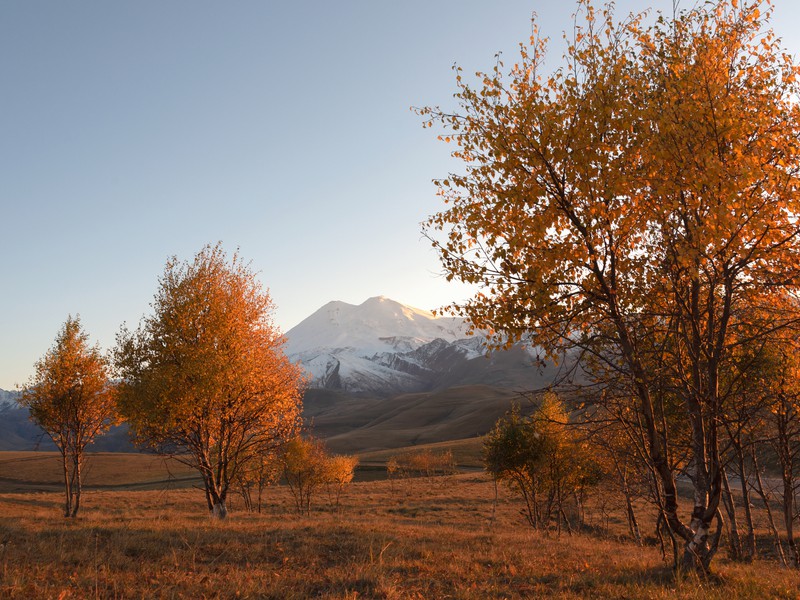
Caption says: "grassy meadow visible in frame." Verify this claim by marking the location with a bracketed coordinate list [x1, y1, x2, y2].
[0, 450, 798, 599]
[0, 452, 199, 493]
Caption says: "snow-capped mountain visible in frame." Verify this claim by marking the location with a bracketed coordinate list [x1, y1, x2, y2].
[285, 296, 488, 395]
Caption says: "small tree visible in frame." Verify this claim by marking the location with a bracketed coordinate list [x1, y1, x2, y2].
[115, 244, 304, 519]
[20, 316, 117, 517]
[281, 437, 358, 513]
[282, 436, 328, 515]
[484, 394, 599, 533]
[484, 405, 547, 529]
[235, 451, 281, 513]
[325, 454, 359, 510]
[387, 449, 457, 482]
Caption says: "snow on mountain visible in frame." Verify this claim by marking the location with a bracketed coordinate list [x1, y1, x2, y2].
[284, 296, 468, 356]
[285, 296, 486, 395]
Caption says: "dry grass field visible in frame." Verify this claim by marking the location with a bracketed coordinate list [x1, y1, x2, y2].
[0, 452, 199, 493]
[0, 451, 798, 599]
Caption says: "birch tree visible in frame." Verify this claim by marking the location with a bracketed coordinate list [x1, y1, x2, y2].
[20, 316, 117, 518]
[115, 244, 304, 519]
[420, 0, 800, 572]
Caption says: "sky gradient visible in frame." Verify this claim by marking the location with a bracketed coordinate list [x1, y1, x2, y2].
[2, 1, 799, 389]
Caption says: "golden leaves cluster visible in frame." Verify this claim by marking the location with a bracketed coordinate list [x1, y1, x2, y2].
[115, 243, 304, 454]
[20, 316, 117, 451]
[418, 0, 800, 357]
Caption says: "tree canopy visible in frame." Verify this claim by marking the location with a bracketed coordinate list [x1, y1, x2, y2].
[115, 244, 305, 519]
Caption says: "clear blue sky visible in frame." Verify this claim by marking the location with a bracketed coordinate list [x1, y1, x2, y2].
[2, 1, 799, 389]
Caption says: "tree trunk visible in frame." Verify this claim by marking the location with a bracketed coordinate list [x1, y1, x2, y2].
[734, 442, 756, 560]
[679, 399, 723, 573]
[212, 499, 228, 519]
[657, 512, 679, 567]
[209, 486, 228, 519]
[615, 462, 642, 545]
[775, 401, 800, 568]
[751, 447, 787, 566]
[681, 520, 711, 572]
[625, 492, 642, 546]
[783, 476, 799, 568]
[203, 463, 229, 520]
[240, 484, 253, 512]
[71, 453, 82, 518]
[61, 449, 72, 518]
[721, 466, 742, 561]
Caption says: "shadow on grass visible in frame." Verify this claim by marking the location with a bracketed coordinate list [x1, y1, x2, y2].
[566, 563, 732, 597]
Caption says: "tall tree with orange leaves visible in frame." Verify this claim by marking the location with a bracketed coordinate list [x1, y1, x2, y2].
[420, 0, 800, 572]
[114, 244, 305, 519]
[20, 316, 117, 518]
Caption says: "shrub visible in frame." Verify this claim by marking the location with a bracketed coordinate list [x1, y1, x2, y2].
[325, 455, 359, 509]
[484, 393, 601, 533]
[386, 449, 457, 487]
[281, 436, 358, 514]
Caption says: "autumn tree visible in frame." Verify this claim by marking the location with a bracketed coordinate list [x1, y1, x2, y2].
[386, 448, 457, 485]
[281, 436, 359, 514]
[235, 450, 281, 514]
[20, 316, 117, 518]
[421, 0, 800, 572]
[115, 244, 304, 519]
[281, 436, 328, 515]
[484, 405, 548, 529]
[325, 454, 359, 510]
[484, 394, 599, 533]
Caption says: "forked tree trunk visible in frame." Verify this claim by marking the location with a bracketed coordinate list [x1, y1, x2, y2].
[208, 482, 229, 519]
[197, 453, 230, 519]
[678, 403, 724, 573]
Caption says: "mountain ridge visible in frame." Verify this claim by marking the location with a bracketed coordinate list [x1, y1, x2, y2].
[285, 295, 494, 396]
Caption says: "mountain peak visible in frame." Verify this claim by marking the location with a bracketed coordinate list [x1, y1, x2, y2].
[284, 296, 479, 394]
[285, 296, 462, 355]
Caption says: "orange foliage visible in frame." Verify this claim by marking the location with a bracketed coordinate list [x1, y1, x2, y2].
[20, 316, 117, 517]
[115, 244, 305, 519]
[419, 0, 800, 572]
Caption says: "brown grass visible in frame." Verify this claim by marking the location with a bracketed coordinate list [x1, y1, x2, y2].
[0, 455, 798, 599]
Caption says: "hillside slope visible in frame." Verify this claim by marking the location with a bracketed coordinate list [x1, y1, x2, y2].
[306, 384, 534, 454]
